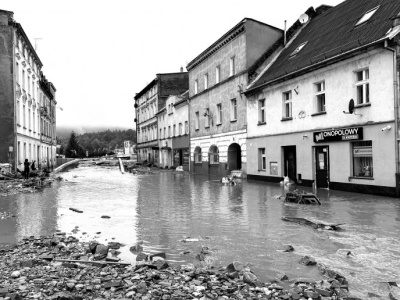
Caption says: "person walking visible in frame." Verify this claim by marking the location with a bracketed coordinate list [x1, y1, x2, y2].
[23, 159, 30, 179]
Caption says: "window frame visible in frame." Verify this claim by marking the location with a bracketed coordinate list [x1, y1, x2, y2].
[209, 145, 219, 165]
[194, 80, 198, 95]
[195, 111, 200, 130]
[355, 69, 370, 105]
[194, 146, 202, 163]
[355, 6, 379, 27]
[352, 141, 373, 178]
[230, 98, 237, 121]
[204, 73, 208, 90]
[258, 99, 266, 124]
[315, 81, 326, 113]
[216, 65, 220, 84]
[258, 148, 266, 170]
[282, 91, 292, 119]
[216, 103, 222, 125]
[229, 56, 236, 77]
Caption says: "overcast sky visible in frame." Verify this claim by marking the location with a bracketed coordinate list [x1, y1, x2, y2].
[2, 0, 343, 130]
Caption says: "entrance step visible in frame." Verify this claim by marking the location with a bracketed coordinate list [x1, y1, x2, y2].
[230, 170, 243, 178]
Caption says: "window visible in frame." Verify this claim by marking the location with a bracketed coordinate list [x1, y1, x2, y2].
[204, 108, 210, 128]
[283, 91, 292, 118]
[355, 6, 379, 26]
[17, 101, 20, 124]
[258, 99, 266, 123]
[258, 148, 266, 170]
[23, 105, 26, 127]
[179, 123, 183, 135]
[33, 111, 35, 131]
[22, 70, 25, 89]
[216, 65, 220, 84]
[28, 108, 31, 130]
[216, 104, 222, 125]
[355, 69, 369, 105]
[231, 98, 237, 121]
[18, 141, 21, 164]
[352, 141, 373, 178]
[28, 76, 30, 94]
[185, 121, 189, 134]
[194, 146, 202, 163]
[168, 126, 171, 137]
[209, 145, 219, 164]
[204, 73, 208, 90]
[290, 42, 307, 57]
[194, 80, 198, 95]
[173, 124, 176, 136]
[195, 112, 200, 130]
[16, 62, 19, 83]
[229, 56, 236, 76]
[164, 127, 166, 139]
[315, 82, 326, 112]
[160, 128, 162, 139]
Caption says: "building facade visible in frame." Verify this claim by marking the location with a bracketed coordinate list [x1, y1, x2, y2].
[134, 72, 188, 165]
[157, 92, 190, 170]
[187, 18, 282, 178]
[245, 0, 400, 196]
[0, 10, 57, 172]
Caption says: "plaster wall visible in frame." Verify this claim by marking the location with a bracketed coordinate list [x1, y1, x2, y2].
[0, 26, 15, 165]
[247, 49, 395, 137]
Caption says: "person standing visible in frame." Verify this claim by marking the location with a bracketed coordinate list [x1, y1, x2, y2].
[24, 159, 30, 179]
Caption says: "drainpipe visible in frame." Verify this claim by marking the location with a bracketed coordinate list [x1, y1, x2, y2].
[384, 40, 400, 196]
[187, 98, 191, 173]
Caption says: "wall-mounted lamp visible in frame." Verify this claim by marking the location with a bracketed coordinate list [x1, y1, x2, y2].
[294, 85, 299, 95]
[381, 125, 392, 131]
[303, 134, 308, 139]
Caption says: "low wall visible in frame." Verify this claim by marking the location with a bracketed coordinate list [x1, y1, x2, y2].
[53, 159, 80, 173]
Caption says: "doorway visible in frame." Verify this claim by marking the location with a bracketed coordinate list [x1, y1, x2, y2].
[315, 146, 329, 188]
[227, 143, 241, 171]
[283, 146, 297, 182]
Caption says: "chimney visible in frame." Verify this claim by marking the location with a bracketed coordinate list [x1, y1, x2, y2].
[284, 20, 287, 46]
[180, 66, 184, 72]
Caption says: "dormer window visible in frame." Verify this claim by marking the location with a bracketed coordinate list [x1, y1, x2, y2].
[355, 6, 379, 27]
[290, 42, 307, 58]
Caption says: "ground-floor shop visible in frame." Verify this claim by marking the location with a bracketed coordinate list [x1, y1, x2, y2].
[136, 141, 159, 166]
[246, 122, 397, 197]
[190, 130, 247, 177]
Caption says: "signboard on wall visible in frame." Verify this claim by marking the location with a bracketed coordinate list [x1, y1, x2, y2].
[313, 127, 363, 143]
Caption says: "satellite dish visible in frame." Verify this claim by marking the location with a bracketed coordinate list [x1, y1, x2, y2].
[348, 99, 355, 114]
[299, 13, 309, 24]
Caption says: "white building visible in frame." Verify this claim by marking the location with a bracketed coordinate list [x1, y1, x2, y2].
[245, 0, 400, 196]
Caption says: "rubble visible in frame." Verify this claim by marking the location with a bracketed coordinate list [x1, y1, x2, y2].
[0, 234, 362, 300]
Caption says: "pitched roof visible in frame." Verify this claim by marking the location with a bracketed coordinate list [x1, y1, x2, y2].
[248, 0, 400, 91]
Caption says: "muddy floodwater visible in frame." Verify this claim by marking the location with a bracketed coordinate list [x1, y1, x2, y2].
[1, 162, 400, 298]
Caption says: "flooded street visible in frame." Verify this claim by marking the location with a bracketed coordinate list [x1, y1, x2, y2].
[1, 163, 400, 298]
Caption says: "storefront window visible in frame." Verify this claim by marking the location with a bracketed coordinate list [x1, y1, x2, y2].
[209, 145, 219, 164]
[194, 146, 202, 163]
[352, 141, 373, 177]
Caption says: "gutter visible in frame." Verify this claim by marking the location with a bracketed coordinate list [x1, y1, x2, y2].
[245, 37, 388, 95]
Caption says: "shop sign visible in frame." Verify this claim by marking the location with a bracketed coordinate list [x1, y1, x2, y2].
[313, 127, 363, 143]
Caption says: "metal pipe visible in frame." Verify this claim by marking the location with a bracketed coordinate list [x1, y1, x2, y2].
[284, 20, 287, 46]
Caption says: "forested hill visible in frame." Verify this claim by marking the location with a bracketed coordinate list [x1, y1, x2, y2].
[59, 129, 136, 156]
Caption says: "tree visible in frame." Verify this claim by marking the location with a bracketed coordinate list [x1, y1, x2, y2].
[65, 131, 82, 158]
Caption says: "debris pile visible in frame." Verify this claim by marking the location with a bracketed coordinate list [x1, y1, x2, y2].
[0, 234, 364, 300]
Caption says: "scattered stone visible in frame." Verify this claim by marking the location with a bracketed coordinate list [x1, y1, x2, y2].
[283, 245, 295, 252]
[299, 255, 317, 266]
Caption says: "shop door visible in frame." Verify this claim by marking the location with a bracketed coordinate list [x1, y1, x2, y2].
[283, 146, 297, 182]
[315, 146, 329, 188]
